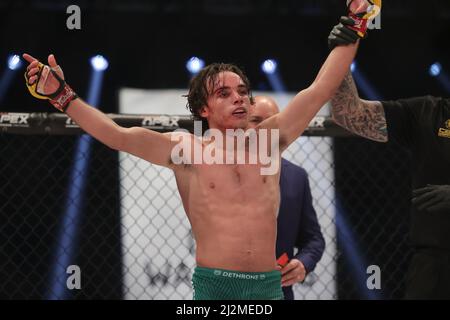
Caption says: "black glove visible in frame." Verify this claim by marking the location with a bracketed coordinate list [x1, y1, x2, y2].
[328, 16, 360, 50]
[412, 185, 450, 213]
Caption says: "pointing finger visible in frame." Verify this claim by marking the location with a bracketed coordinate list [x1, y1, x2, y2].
[23, 53, 38, 63]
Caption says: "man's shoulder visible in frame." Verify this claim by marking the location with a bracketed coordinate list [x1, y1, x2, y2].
[281, 158, 307, 177]
[382, 95, 443, 111]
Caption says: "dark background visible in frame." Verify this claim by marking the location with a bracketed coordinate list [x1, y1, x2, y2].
[0, 0, 449, 299]
[1, 0, 449, 113]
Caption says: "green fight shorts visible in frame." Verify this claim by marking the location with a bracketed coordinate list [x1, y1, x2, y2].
[192, 266, 284, 300]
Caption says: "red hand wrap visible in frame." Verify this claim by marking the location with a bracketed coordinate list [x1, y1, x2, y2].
[346, 12, 370, 38]
[49, 84, 78, 112]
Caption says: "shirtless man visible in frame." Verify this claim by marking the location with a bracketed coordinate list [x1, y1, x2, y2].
[23, 2, 376, 299]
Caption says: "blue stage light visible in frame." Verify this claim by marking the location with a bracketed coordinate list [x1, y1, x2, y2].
[351, 61, 357, 73]
[261, 59, 278, 75]
[186, 57, 205, 74]
[90, 55, 109, 71]
[7, 54, 22, 70]
[429, 63, 442, 77]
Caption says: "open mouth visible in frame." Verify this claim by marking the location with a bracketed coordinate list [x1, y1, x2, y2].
[232, 108, 247, 117]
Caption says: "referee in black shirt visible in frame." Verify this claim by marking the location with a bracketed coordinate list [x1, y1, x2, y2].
[328, 18, 450, 299]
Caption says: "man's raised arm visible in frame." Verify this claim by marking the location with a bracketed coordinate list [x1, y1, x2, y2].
[23, 53, 177, 168]
[275, 43, 358, 149]
[264, 0, 382, 149]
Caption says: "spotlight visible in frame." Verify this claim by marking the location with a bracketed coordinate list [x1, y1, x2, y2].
[429, 62, 442, 77]
[351, 61, 357, 73]
[90, 55, 109, 71]
[7, 54, 22, 70]
[261, 59, 277, 75]
[186, 57, 204, 74]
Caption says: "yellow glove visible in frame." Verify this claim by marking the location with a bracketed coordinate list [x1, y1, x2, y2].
[346, 0, 382, 38]
[23, 54, 78, 112]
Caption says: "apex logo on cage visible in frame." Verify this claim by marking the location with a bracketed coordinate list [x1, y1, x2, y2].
[0, 113, 29, 125]
[142, 115, 180, 128]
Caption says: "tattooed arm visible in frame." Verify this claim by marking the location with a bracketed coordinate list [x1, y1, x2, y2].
[330, 72, 388, 142]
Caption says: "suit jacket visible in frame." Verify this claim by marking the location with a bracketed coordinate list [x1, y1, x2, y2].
[277, 158, 325, 300]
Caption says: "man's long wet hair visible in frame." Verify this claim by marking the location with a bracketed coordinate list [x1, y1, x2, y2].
[185, 63, 252, 133]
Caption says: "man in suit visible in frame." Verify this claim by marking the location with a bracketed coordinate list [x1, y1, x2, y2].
[248, 96, 326, 300]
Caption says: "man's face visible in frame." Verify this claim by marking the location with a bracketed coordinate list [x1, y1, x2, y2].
[248, 97, 278, 129]
[201, 71, 251, 131]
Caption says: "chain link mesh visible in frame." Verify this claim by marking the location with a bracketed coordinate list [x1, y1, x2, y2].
[0, 131, 413, 300]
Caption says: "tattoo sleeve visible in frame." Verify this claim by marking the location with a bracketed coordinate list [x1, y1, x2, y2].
[331, 72, 388, 142]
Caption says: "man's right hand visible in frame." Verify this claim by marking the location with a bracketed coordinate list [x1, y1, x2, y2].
[328, 0, 382, 50]
[23, 53, 78, 112]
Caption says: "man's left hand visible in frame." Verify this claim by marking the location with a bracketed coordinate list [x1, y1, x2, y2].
[278, 259, 306, 287]
[412, 185, 450, 213]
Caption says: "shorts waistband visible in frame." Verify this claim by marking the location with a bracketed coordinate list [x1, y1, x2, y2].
[194, 266, 280, 281]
